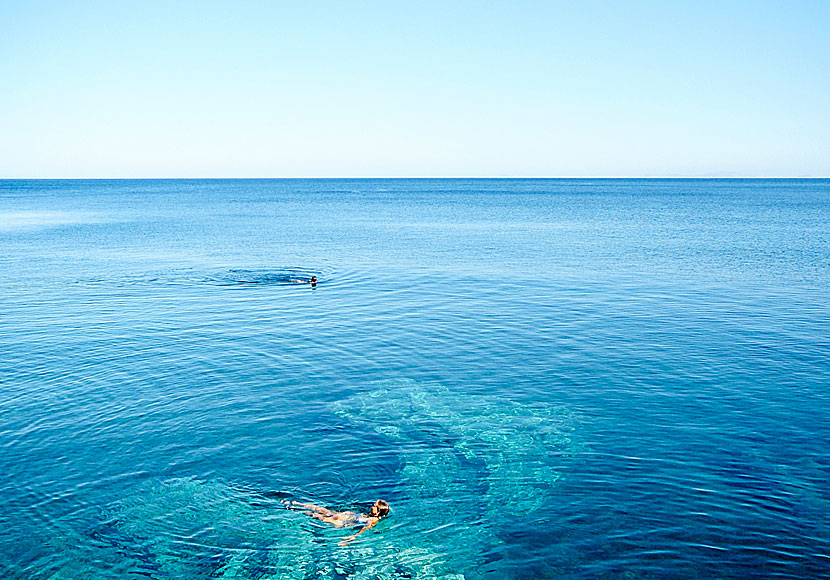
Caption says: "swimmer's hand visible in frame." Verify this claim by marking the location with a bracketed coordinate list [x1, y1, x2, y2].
[337, 518, 377, 546]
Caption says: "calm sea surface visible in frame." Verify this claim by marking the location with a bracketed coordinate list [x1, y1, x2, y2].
[1, 179, 828, 579]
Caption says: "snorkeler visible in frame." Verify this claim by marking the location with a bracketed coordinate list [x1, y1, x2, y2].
[281, 499, 390, 545]
[288, 275, 317, 286]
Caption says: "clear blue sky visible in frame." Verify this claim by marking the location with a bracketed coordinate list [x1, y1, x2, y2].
[1, 0, 828, 177]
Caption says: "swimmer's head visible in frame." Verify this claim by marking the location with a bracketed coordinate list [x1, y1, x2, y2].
[310, 276, 317, 283]
[369, 499, 390, 518]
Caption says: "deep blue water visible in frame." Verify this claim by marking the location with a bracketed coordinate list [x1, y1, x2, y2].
[1, 178, 828, 579]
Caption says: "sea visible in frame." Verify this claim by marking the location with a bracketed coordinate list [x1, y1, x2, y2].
[1, 178, 828, 580]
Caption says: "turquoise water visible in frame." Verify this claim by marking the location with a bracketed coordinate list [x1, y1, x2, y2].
[1, 179, 828, 579]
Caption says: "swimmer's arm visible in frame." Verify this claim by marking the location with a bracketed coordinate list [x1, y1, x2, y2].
[338, 520, 377, 546]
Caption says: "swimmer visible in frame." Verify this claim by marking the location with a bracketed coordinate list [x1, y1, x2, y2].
[289, 275, 317, 286]
[281, 499, 390, 545]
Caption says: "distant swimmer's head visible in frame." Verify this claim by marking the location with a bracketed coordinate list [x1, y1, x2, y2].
[310, 276, 317, 284]
[369, 499, 390, 518]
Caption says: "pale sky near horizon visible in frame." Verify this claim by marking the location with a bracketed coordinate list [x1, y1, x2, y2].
[1, 1, 828, 178]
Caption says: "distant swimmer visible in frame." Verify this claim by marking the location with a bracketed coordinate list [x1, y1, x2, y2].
[289, 275, 317, 287]
[281, 499, 390, 545]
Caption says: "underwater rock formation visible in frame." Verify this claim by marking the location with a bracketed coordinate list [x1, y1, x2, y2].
[332, 379, 580, 577]
[333, 379, 578, 516]
[91, 379, 577, 579]
[101, 477, 464, 580]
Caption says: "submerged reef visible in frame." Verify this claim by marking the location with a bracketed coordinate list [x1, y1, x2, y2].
[82, 379, 577, 579]
[334, 379, 578, 516]
[94, 477, 462, 580]
[332, 379, 580, 577]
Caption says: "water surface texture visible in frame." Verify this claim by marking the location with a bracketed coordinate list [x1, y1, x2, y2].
[1, 179, 829, 579]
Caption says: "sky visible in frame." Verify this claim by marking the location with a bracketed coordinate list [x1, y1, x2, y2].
[1, 0, 828, 177]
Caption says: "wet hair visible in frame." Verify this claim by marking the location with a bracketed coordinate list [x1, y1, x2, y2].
[372, 499, 390, 517]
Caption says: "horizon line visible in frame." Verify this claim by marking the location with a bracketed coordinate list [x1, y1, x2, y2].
[2, 176, 829, 180]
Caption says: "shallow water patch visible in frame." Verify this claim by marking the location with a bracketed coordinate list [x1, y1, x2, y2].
[334, 379, 579, 516]
[97, 477, 465, 580]
[333, 379, 581, 576]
